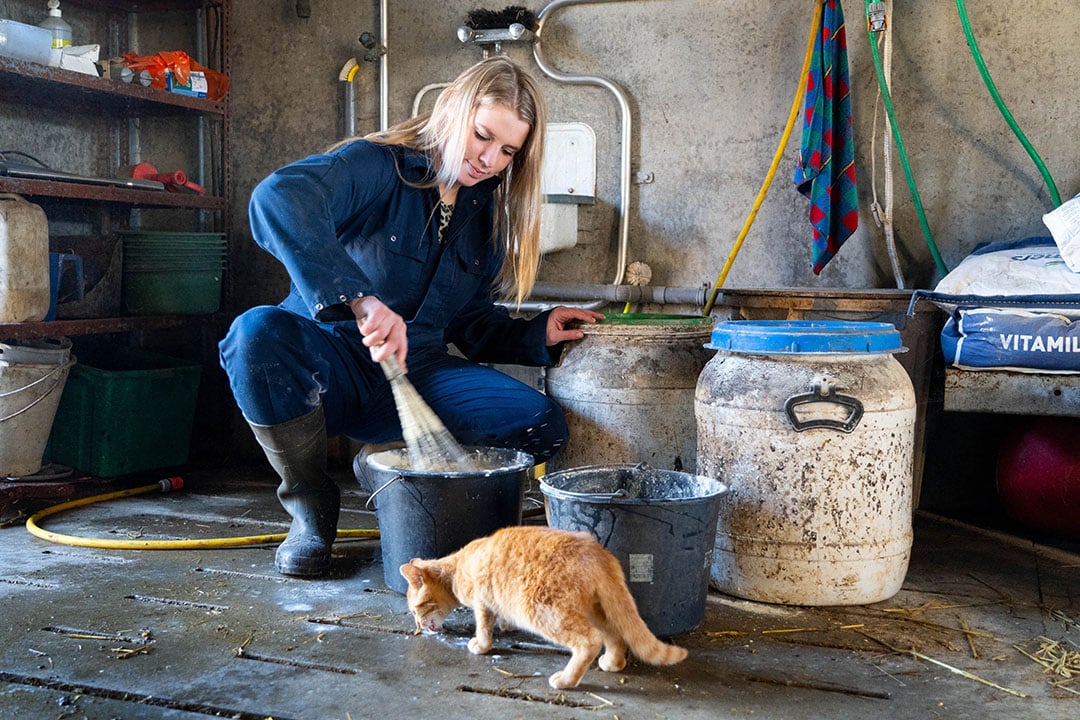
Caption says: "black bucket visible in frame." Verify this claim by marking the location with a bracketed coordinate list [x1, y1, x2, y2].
[366, 446, 533, 594]
[540, 464, 728, 637]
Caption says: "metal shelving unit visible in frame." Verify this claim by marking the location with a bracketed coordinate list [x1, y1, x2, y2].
[0, 0, 231, 338]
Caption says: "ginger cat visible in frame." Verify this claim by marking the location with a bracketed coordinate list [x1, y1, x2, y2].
[398, 525, 688, 689]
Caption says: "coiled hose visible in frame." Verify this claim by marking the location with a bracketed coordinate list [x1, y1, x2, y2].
[25, 476, 380, 550]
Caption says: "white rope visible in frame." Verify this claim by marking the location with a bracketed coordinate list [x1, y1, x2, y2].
[869, 1, 906, 289]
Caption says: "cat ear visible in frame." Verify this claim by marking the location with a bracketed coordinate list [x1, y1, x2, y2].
[399, 561, 425, 588]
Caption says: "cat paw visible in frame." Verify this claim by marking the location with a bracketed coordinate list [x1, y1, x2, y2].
[548, 671, 580, 690]
[598, 652, 626, 673]
[467, 637, 491, 655]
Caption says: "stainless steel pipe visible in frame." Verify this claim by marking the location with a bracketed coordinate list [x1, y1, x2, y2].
[529, 282, 707, 306]
[533, 0, 633, 287]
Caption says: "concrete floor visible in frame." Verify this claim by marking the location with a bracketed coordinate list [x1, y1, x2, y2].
[1, 468, 1077, 720]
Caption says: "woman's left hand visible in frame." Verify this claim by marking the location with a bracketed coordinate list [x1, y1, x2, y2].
[545, 306, 605, 346]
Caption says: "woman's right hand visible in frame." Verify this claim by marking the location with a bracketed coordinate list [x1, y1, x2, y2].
[350, 296, 408, 370]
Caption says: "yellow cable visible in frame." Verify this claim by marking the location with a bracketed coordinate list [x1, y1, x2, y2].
[25, 477, 379, 550]
[702, 0, 824, 316]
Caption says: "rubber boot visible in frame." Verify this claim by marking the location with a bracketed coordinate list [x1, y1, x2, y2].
[249, 407, 340, 577]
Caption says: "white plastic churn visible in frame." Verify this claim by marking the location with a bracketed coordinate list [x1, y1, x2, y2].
[0, 193, 51, 323]
[695, 320, 915, 605]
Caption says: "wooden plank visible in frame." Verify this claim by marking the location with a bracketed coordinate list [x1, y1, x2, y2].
[944, 368, 1080, 417]
[0, 315, 207, 340]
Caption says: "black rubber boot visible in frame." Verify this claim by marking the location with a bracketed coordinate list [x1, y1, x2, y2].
[249, 407, 340, 577]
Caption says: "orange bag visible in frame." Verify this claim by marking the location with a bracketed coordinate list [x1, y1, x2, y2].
[121, 51, 229, 101]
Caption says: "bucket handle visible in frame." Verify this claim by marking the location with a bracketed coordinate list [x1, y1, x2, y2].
[784, 380, 864, 433]
[559, 488, 631, 501]
[365, 473, 403, 511]
[0, 359, 75, 424]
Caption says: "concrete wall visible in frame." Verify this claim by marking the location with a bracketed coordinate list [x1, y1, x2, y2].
[4, 0, 1077, 468]
[227, 0, 1079, 308]
[4, 0, 1074, 306]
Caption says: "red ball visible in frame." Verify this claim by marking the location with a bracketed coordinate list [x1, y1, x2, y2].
[996, 417, 1080, 540]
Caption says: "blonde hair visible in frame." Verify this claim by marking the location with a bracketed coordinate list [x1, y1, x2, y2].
[350, 56, 547, 306]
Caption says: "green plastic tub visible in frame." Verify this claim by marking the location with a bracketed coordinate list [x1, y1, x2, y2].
[47, 349, 202, 477]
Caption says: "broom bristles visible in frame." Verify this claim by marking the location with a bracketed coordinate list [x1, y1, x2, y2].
[382, 357, 474, 472]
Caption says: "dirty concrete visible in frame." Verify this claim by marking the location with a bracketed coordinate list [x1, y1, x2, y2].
[226, 0, 1080, 295]
[1, 468, 1076, 719]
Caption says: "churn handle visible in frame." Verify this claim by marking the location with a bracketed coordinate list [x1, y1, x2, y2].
[783, 380, 864, 433]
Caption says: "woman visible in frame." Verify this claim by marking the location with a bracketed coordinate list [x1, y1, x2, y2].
[220, 56, 603, 578]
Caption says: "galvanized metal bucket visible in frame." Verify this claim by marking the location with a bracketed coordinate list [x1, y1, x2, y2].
[540, 463, 728, 637]
[0, 338, 74, 478]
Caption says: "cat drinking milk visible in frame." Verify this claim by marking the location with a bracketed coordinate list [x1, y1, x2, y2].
[399, 525, 688, 689]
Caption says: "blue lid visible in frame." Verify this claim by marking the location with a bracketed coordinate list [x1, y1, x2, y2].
[707, 320, 903, 354]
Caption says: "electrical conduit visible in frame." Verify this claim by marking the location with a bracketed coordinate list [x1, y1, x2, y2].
[533, 0, 632, 288]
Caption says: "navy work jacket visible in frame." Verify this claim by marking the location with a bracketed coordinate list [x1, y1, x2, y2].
[248, 139, 555, 366]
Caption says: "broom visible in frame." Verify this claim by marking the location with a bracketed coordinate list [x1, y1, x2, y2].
[380, 354, 474, 472]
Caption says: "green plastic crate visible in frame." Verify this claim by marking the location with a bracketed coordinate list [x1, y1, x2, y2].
[123, 268, 223, 315]
[48, 349, 202, 477]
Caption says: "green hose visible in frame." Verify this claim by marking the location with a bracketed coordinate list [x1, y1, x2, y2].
[955, 0, 1062, 208]
[863, 1, 949, 277]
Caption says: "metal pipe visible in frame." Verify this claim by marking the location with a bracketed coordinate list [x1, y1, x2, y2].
[412, 82, 451, 117]
[339, 59, 360, 138]
[195, 7, 208, 229]
[533, 0, 632, 287]
[529, 282, 707, 306]
[343, 80, 357, 137]
[514, 300, 607, 313]
[379, 0, 388, 131]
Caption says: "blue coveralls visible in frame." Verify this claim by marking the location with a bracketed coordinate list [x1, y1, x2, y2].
[219, 140, 568, 462]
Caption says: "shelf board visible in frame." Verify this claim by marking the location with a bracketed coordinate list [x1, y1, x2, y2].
[0, 176, 225, 209]
[63, 1, 224, 16]
[944, 367, 1080, 417]
[0, 314, 223, 340]
[0, 58, 225, 117]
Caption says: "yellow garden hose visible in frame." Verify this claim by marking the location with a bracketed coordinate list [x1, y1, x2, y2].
[25, 476, 380, 550]
[702, 0, 823, 316]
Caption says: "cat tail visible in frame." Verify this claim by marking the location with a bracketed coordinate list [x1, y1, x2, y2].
[600, 572, 688, 666]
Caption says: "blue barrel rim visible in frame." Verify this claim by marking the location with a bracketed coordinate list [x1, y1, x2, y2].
[366, 446, 534, 478]
[706, 319, 904, 355]
[539, 463, 729, 505]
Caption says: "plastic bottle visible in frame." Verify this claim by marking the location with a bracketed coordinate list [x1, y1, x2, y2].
[38, 0, 72, 53]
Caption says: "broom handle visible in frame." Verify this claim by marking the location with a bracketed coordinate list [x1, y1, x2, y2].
[380, 354, 405, 381]
[357, 311, 405, 381]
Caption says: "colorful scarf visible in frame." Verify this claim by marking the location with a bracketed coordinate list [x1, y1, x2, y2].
[794, 0, 859, 274]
